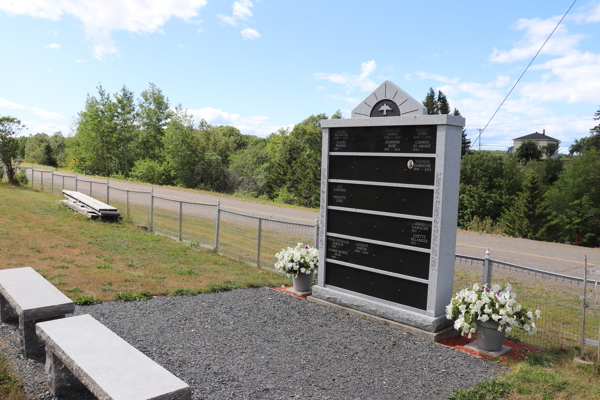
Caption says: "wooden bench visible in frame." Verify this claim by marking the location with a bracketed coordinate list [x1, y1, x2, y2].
[0, 267, 75, 358]
[36, 314, 192, 400]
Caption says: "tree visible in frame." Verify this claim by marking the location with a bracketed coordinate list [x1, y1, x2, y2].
[453, 108, 461, 116]
[437, 91, 450, 115]
[423, 87, 437, 115]
[542, 142, 559, 158]
[568, 107, 600, 155]
[461, 129, 471, 157]
[0, 116, 25, 184]
[592, 105, 600, 135]
[545, 149, 600, 247]
[516, 141, 542, 162]
[113, 86, 138, 174]
[458, 152, 523, 227]
[137, 83, 173, 161]
[162, 108, 203, 188]
[533, 158, 564, 186]
[502, 172, 551, 240]
[332, 110, 343, 119]
[49, 133, 67, 166]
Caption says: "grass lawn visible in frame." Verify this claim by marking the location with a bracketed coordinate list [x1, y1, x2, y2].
[0, 183, 289, 302]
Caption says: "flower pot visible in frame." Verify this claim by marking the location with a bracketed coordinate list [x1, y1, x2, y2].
[292, 272, 313, 293]
[476, 320, 505, 351]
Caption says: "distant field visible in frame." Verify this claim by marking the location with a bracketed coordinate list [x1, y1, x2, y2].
[0, 184, 289, 301]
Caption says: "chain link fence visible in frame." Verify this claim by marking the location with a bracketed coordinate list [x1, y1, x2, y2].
[455, 252, 600, 361]
[22, 167, 600, 358]
[24, 167, 317, 272]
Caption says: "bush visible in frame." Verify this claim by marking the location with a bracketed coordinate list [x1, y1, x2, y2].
[130, 159, 169, 185]
[0, 166, 4, 181]
[16, 169, 28, 185]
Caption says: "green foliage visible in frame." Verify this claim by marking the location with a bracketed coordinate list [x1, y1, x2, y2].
[531, 158, 564, 186]
[422, 87, 438, 114]
[502, 172, 551, 240]
[542, 142, 559, 158]
[16, 168, 28, 185]
[516, 141, 542, 162]
[545, 149, 600, 246]
[437, 90, 450, 114]
[461, 129, 471, 157]
[130, 159, 169, 185]
[449, 379, 512, 400]
[114, 290, 153, 301]
[74, 295, 101, 305]
[0, 115, 23, 185]
[458, 153, 523, 228]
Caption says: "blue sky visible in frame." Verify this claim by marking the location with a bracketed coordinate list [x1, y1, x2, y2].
[1, 0, 599, 153]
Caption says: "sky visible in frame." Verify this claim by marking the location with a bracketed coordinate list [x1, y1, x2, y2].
[1, 0, 599, 153]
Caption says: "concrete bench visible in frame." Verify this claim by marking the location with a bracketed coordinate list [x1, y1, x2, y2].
[0, 267, 75, 358]
[36, 314, 192, 400]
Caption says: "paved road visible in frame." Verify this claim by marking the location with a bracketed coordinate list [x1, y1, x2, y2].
[31, 167, 599, 277]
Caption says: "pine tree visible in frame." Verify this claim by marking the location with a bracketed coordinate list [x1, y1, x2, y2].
[437, 91, 450, 114]
[453, 108, 461, 116]
[461, 129, 471, 157]
[502, 172, 551, 240]
[422, 87, 437, 115]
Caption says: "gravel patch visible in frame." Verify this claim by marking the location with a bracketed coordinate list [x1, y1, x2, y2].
[1, 288, 507, 399]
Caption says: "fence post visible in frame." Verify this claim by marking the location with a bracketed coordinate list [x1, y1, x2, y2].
[149, 188, 154, 232]
[106, 179, 110, 203]
[40, 172, 44, 192]
[256, 218, 262, 268]
[126, 190, 130, 219]
[580, 255, 588, 359]
[214, 199, 221, 252]
[51, 170, 54, 194]
[314, 217, 319, 249]
[179, 201, 183, 241]
[61, 175, 64, 192]
[75, 174, 78, 192]
[89, 181, 92, 197]
[483, 247, 492, 286]
[31, 168, 34, 188]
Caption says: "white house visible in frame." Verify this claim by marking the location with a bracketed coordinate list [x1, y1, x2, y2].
[507, 130, 560, 159]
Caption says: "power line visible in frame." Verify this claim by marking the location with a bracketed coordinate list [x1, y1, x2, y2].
[469, 0, 578, 150]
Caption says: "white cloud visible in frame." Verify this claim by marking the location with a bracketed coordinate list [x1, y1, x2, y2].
[325, 94, 360, 105]
[23, 121, 69, 134]
[177, 43, 185, 48]
[218, 1, 259, 39]
[316, 86, 324, 91]
[75, 59, 86, 63]
[217, 14, 237, 26]
[31, 108, 65, 120]
[416, 71, 459, 84]
[314, 60, 378, 92]
[359, 60, 376, 80]
[44, 43, 61, 50]
[241, 28, 260, 40]
[0, 0, 208, 60]
[187, 107, 292, 137]
[489, 16, 584, 63]
[197, 27, 204, 33]
[232, 0, 253, 20]
[0, 97, 26, 109]
[404, 73, 413, 81]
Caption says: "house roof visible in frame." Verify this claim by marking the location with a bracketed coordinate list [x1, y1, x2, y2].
[514, 132, 559, 141]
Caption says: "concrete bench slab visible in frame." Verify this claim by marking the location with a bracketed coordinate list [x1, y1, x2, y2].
[36, 314, 192, 400]
[0, 267, 75, 358]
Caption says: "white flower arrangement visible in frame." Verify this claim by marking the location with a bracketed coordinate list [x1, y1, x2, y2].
[446, 283, 541, 338]
[274, 243, 319, 278]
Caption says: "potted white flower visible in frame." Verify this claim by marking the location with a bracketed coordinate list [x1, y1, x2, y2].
[446, 283, 541, 351]
[275, 243, 319, 293]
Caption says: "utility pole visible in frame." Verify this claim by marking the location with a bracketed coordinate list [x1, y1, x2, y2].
[478, 129, 483, 151]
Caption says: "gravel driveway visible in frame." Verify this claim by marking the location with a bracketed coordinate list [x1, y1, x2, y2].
[2, 288, 505, 400]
